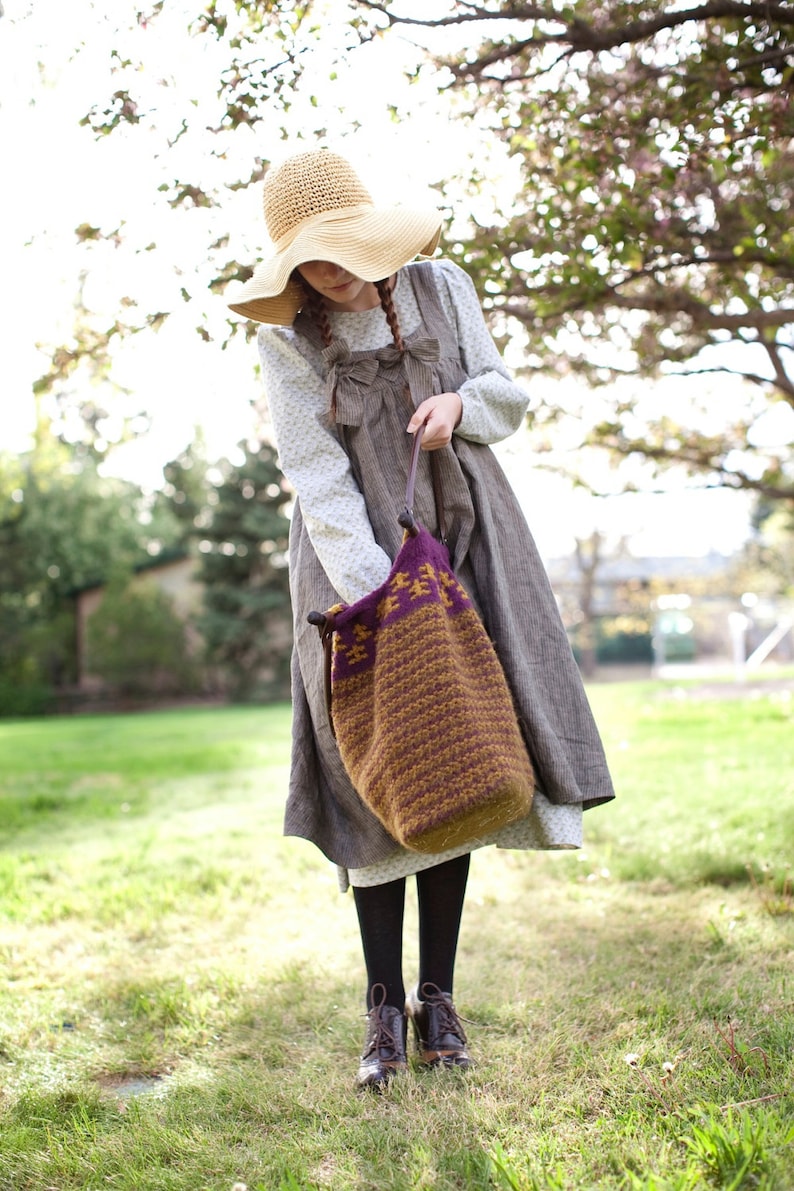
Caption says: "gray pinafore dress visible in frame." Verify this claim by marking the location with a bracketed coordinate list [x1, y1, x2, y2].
[284, 263, 614, 871]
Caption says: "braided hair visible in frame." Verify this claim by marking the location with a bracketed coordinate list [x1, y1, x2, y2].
[295, 271, 406, 419]
[301, 283, 334, 350]
[374, 278, 405, 352]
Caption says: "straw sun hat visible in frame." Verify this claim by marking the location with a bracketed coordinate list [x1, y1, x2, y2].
[226, 149, 442, 326]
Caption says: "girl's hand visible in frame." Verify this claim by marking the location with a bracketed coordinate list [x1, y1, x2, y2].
[406, 392, 463, 450]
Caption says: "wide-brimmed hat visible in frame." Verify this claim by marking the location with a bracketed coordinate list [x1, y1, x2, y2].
[226, 149, 442, 326]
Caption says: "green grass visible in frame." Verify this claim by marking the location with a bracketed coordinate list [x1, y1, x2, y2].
[1, 684, 793, 1190]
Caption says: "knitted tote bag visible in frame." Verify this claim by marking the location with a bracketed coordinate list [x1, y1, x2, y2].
[309, 425, 535, 854]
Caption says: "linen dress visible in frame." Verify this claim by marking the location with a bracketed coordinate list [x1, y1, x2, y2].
[257, 259, 615, 888]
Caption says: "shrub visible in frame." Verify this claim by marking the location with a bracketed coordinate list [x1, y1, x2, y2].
[85, 578, 200, 697]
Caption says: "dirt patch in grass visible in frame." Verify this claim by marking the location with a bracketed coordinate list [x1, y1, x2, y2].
[94, 1072, 167, 1099]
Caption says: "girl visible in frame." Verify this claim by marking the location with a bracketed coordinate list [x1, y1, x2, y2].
[228, 148, 615, 1090]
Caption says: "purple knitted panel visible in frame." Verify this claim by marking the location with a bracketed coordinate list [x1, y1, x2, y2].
[331, 527, 471, 683]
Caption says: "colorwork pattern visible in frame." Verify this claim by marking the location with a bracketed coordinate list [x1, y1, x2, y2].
[328, 526, 535, 853]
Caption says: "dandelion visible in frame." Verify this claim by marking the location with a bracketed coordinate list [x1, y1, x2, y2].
[624, 1052, 640, 1066]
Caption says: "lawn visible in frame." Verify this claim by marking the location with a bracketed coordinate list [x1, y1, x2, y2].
[0, 680, 793, 1190]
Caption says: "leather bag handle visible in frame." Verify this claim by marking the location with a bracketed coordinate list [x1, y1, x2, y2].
[398, 422, 426, 536]
[398, 422, 447, 543]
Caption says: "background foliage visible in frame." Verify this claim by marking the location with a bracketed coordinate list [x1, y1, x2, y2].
[188, 439, 292, 700]
[0, 425, 293, 711]
[417, 1, 794, 502]
[3, 1, 793, 712]
[42, 0, 794, 503]
[85, 576, 200, 697]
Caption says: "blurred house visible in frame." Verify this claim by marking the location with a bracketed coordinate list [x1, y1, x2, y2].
[74, 550, 203, 693]
[73, 547, 294, 705]
[545, 551, 794, 671]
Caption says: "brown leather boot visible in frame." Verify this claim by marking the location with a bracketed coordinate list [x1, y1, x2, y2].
[405, 982, 472, 1069]
[356, 983, 408, 1091]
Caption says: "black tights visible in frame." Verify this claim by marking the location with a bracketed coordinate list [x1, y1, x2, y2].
[352, 853, 470, 1010]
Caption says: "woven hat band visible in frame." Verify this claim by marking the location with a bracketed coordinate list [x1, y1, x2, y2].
[272, 203, 376, 254]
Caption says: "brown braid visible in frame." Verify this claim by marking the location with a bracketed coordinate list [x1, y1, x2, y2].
[376, 278, 405, 352]
[376, 276, 414, 412]
[293, 272, 337, 415]
[302, 284, 334, 350]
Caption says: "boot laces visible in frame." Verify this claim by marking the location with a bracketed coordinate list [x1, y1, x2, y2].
[420, 982, 468, 1045]
[362, 983, 403, 1059]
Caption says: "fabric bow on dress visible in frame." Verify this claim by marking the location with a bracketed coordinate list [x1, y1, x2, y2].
[323, 340, 380, 395]
[375, 337, 441, 404]
[325, 337, 442, 426]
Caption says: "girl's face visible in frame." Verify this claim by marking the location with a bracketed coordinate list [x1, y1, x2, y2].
[296, 260, 381, 312]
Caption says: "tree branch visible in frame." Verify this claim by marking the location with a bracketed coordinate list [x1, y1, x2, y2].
[386, 1, 794, 78]
[356, 0, 794, 40]
[600, 438, 794, 503]
[353, 0, 533, 30]
[763, 339, 794, 399]
[605, 296, 794, 334]
[665, 364, 794, 404]
[501, 289, 794, 334]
